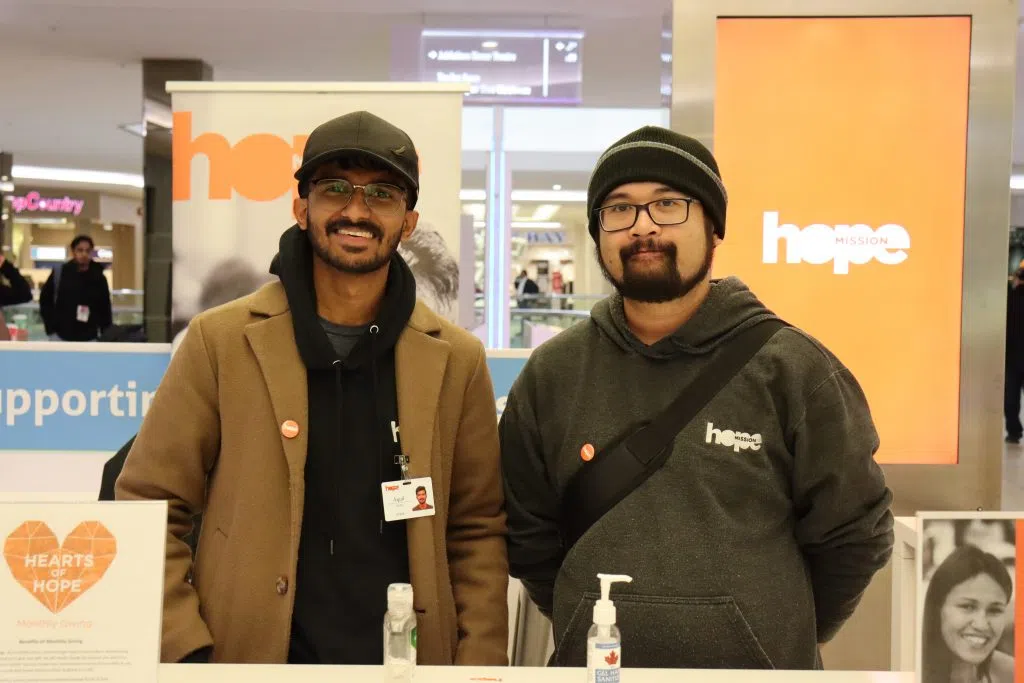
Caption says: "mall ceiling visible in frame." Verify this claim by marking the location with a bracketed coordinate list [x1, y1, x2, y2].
[1, 0, 1023, 196]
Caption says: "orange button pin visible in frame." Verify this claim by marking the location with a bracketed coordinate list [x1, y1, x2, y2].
[281, 420, 300, 439]
[580, 443, 595, 462]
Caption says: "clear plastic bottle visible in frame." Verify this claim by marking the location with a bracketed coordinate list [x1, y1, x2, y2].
[383, 583, 417, 681]
[586, 574, 632, 683]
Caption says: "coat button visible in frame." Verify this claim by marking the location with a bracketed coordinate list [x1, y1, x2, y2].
[275, 576, 289, 596]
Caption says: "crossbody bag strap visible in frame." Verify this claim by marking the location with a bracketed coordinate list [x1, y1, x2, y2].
[560, 318, 787, 551]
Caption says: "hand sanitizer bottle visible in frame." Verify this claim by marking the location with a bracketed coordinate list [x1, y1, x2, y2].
[384, 583, 417, 681]
[586, 573, 633, 683]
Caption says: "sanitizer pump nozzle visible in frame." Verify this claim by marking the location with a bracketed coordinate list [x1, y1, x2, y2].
[593, 573, 632, 631]
[586, 573, 632, 683]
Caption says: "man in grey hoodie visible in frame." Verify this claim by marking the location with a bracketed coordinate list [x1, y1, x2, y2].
[499, 125, 894, 670]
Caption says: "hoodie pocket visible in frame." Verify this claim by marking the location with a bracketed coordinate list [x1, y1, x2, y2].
[554, 592, 774, 669]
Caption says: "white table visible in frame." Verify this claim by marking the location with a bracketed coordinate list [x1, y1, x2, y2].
[159, 664, 914, 683]
[890, 516, 918, 671]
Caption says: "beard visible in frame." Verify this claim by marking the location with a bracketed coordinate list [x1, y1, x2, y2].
[598, 233, 714, 304]
[308, 216, 402, 274]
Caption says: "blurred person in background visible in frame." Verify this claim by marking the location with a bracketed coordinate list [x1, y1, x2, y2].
[39, 234, 112, 341]
[0, 252, 32, 308]
[0, 251, 33, 341]
[922, 544, 1013, 683]
[514, 269, 539, 308]
[1005, 259, 1024, 444]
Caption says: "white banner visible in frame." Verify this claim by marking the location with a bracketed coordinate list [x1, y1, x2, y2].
[168, 82, 468, 333]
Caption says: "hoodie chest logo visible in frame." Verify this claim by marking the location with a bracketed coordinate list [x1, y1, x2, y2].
[705, 422, 762, 453]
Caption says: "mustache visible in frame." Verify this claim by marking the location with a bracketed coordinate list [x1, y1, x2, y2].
[620, 239, 676, 260]
[325, 218, 383, 240]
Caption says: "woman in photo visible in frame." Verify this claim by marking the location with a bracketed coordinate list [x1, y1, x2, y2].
[923, 544, 1015, 683]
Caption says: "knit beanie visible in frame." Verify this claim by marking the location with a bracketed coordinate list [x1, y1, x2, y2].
[587, 126, 728, 241]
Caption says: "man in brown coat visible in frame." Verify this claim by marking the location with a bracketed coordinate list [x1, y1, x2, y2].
[116, 111, 509, 665]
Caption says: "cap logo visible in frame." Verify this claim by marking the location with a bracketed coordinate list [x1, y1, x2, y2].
[391, 146, 407, 156]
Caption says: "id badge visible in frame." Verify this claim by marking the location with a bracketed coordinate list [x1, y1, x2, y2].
[76, 305, 90, 323]
[382, 477, 436, 522]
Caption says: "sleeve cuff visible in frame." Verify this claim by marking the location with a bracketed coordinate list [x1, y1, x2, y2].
[178, 646, 213, 663]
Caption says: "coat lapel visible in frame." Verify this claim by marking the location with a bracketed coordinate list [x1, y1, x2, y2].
[395, 325, 450, 480]
[244, 312, 309, 484]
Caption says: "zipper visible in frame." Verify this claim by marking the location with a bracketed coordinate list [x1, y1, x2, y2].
[331, 358, 343, 556]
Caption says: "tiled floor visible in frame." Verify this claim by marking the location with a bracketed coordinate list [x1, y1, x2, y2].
[1003, 441, 1024, 510]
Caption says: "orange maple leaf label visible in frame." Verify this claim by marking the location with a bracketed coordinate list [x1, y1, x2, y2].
[604, 650, 619, 666]
[3, 521, 117, 614]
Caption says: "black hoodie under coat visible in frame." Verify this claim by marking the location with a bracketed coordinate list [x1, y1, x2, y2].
[271, 225, 417, 664]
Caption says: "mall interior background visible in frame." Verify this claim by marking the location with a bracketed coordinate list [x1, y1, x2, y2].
[1, 0, 1023, 673]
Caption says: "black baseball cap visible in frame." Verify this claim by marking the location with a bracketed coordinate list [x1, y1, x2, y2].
[294, 111, 420, 209]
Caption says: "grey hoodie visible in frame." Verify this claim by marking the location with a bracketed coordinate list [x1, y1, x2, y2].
[499, 277, 894, 670]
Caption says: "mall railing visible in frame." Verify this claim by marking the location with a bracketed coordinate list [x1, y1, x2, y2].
[3, 290, 599, 346]
[2, 289, 144, 341]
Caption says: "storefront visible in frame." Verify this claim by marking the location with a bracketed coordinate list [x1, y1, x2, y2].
[5, 186, 139, 292]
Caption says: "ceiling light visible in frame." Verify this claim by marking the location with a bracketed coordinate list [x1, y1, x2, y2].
[1012, 174, 1024, 190]
[461, 189, 587, 202]
[531, 204, 560, 221]
[12, 165, 144, 189]
[482, 40, 498, 48]
[512, 221, 562, 228]
[513, 190, 587, 202]
[552, 184, 562, 190]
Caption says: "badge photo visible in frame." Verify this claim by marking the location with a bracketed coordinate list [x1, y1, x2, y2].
[381, 477, 436, 522]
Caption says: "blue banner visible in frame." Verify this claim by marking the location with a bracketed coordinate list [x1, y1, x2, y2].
[0, 344, 171, 452]
[0, 344, 530, 452]
[486, 353, 530, 417]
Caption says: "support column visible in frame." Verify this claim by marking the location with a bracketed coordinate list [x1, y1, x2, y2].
[141, 59, 212, 343]
[485, 107, 511, 349]
[0, 152, 12, 256]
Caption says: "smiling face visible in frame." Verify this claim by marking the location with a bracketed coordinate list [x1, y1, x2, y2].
[596, 182, 719, 304]
[940, 573, 1010, 665]
[294, 159, 418, 275]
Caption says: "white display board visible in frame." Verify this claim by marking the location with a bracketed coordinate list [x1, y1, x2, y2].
[0, 500, 166, 683]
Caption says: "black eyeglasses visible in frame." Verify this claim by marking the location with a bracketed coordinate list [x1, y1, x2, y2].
[595, 198, 698, 232]
[309, 178, 407, 216]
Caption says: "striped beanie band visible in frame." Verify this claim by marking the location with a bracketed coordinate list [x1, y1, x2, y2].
[587, 126, 728, 240]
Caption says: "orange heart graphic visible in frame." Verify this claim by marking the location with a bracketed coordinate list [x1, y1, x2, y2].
[3, 521, 117, 614]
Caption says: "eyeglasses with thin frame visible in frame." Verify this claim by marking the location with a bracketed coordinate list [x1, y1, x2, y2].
[596, 197, 699, 232]
[309, 178, 407, 216]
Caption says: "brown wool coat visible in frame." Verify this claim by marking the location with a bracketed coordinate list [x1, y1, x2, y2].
[115, 281, 509, 665]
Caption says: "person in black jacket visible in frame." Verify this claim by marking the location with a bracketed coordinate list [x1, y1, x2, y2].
[1005, 260, 1024, 444]
[0, 253, 33, 340]
[39, 235, 113, 341]
[0, 253, 33, 308]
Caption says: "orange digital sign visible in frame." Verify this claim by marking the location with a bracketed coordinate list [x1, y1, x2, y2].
[713, 16, 972, 464]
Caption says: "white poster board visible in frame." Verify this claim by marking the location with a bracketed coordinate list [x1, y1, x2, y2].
[0, 501, 166, 682]
[167, 82, 468, 334]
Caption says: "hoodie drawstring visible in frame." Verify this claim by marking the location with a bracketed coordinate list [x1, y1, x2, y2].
[368, 324, 383, 535]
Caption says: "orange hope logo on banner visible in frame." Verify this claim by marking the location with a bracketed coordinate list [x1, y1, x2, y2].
[172, 111, 425, 203]
[172, 111, 308, 202]
[3, 521, 117, 614]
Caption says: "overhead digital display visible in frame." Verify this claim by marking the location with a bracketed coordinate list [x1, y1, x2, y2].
[713, 16, 972, 465]
[420, 29, 583, 104]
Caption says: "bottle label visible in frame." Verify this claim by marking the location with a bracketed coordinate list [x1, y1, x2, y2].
[411, 626, 418, 651]
[587, 640, 620, 683]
